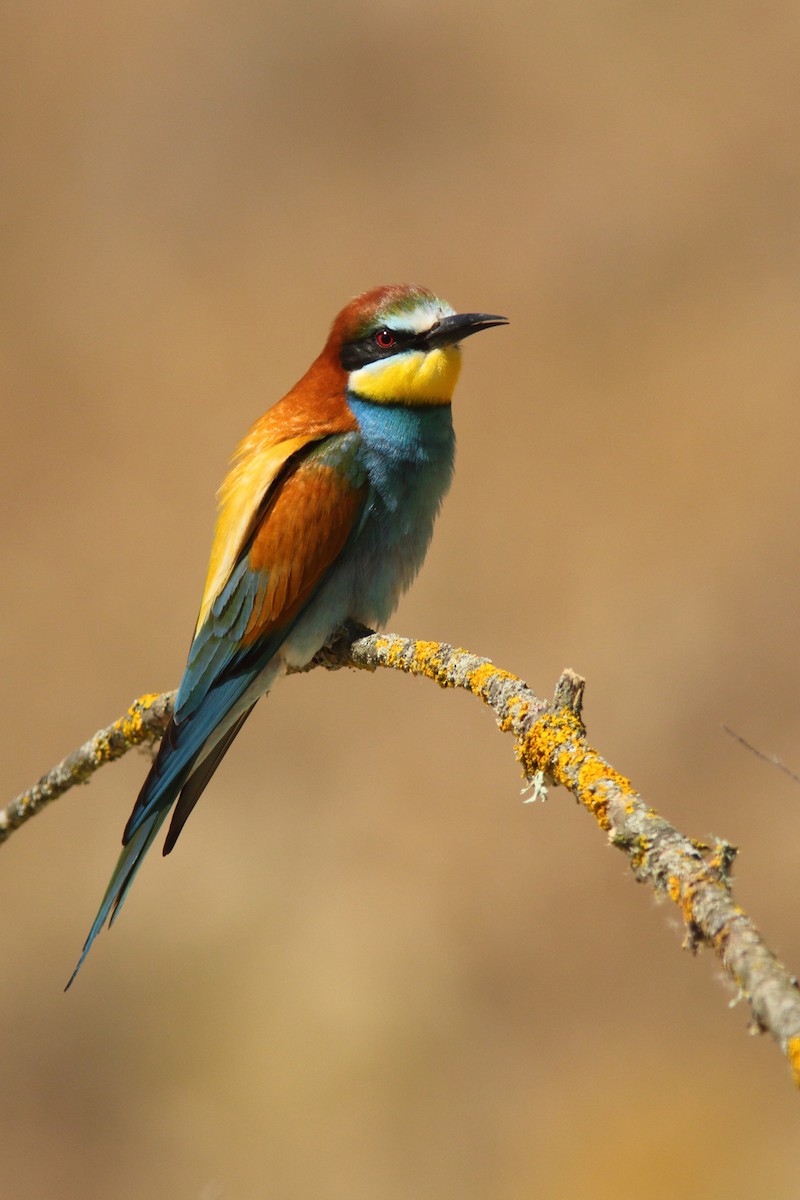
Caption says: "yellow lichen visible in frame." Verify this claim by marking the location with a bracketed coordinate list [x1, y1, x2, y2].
[383, 639, 403, 667]
[465, 661, 518, 701]
[412, 640, 441, 664]
[112, 693, 162, 745]
[516, 709, 581, 779]
[667, 875, 681, 904]
[787, 1037, 800, 1089]
[631, 835, 651, 869]
[714, 925, 730, 954]
[681, 881, 697, 926]
[517, 710, 635, 830]
[409, 640, 446, 682]
[467, 662, 498, 695]
[91, 732, 113, 765]
[498, 694, 530, 733]
[575, 757, 633, 829]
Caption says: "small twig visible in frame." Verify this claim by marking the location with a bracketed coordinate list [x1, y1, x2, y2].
[723, 724, 800, 787]
[0, 692, 175, 843]
[5, 626, 800, 1088]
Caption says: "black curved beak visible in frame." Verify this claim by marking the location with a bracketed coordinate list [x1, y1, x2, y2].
[424, 312, 509, 349]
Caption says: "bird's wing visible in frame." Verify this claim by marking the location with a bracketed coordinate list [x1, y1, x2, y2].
[194, 432, 319, 636]
[125, 431, 369, 842]
[175, 431, 368, 721]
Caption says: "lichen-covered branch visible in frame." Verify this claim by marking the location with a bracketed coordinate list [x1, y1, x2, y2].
[0, 692, 175, 842]
[5, 624, 800, 1088]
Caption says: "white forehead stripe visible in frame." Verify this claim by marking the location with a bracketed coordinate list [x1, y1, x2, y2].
[381, 298, 456, 335]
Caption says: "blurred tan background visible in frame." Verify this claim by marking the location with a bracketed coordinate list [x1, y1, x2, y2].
[2, 2, 800, 1196]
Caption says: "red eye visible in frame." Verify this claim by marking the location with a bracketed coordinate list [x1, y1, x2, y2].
[375, 329, 396, 349]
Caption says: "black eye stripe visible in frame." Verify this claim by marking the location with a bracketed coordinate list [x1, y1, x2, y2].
[340, 327, 429, 371]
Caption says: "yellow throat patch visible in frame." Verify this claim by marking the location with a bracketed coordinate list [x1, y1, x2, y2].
[348, 346, 462, 406]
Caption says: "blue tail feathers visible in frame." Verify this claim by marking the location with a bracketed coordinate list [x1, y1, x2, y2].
[66, 673, 263, 987]
[66, 625, 286, 986]
[65, 808, 169, 989]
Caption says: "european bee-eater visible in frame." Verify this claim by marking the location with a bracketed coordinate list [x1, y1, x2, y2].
[69, 284, 507, 983]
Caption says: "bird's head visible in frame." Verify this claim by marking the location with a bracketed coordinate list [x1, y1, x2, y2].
[327, 284, 508, 406]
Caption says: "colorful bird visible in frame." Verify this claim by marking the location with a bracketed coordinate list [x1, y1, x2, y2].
[68, 284, 507, 984]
